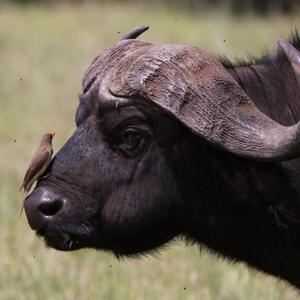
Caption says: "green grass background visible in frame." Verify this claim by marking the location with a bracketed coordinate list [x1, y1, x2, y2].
[1, 2, 300, 299]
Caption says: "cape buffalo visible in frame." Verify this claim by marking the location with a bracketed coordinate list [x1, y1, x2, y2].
[24, 26, 300, 288]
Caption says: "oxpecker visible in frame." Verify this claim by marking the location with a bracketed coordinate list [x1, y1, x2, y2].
[20, 132, 55, 195]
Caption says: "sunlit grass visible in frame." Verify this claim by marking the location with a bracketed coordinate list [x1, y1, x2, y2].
[0, 2, 300, 299]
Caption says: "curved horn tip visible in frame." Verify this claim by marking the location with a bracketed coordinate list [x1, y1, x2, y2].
[277, 38, 300, 83]
[120, 25, 149, 41]
[277, 38, 289, 47]
[277, 39, 291, 52]
[277, 38, 300, 62]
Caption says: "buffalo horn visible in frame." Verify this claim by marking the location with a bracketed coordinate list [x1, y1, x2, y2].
[108, 42, 300, 161]
[278, 39, 300, 86]
[84, 40, 300, 161]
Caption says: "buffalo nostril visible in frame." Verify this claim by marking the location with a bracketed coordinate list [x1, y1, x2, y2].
[38, 199, 63, 216]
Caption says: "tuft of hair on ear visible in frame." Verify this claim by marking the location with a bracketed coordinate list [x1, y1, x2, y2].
[220, 29, 300, 69]
[289, 29, 300, 48]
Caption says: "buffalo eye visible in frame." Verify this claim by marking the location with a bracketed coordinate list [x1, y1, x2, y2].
[118, 128, 148, 158]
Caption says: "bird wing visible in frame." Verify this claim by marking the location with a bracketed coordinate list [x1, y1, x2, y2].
[20, 149, 52, 192]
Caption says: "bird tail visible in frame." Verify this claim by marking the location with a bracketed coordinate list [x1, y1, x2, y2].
[19, 191, 28, 217]
[19, 183, 24, 192]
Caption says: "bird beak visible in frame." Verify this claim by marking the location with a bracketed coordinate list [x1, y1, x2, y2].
[51, 131, 56, 137]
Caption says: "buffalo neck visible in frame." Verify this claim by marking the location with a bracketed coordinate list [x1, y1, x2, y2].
[187, 38, 300, 287]
[184, 144, 300, 288]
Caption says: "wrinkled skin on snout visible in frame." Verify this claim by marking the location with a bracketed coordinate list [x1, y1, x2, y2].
[25, 92, 205, 255]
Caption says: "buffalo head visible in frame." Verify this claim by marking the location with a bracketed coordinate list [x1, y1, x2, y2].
[24, 27, 300, 286]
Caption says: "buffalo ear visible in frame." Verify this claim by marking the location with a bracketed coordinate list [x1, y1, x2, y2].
[120, 25, 149, 40]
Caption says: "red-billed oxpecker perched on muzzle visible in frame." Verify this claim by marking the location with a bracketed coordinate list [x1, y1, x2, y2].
[20, 132, 55, 214]
[24, 26, 300, 289]
[20, 132, 55, 195]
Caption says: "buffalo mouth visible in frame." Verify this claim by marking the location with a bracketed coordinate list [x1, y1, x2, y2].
[36, 226, 92, 251]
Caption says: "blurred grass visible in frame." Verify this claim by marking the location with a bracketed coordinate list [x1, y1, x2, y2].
[0, 2, 300, 299]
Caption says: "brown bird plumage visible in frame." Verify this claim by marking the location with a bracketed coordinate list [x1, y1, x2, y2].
[20, 132, 55, 195]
